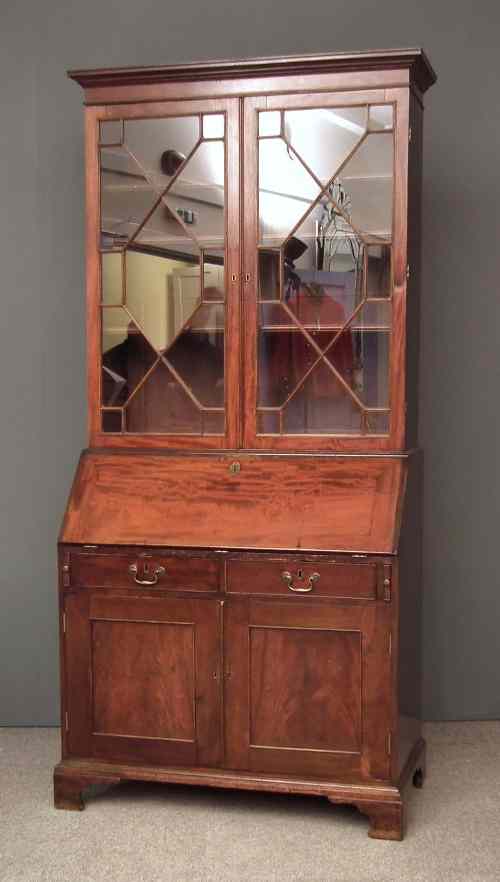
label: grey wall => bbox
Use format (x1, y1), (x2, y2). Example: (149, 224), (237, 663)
(1, 0), (498, 724)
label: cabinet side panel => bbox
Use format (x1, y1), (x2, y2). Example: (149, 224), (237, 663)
(397, 450), (423, 776)
(405, 94), (423, 449)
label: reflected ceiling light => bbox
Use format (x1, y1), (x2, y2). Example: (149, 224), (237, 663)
(319, 109), (365, 136)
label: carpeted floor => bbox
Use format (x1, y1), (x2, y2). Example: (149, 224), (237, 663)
(0, 723), (499, 882)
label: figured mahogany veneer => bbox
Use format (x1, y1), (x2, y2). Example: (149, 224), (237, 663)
(55, 48), (435, 841)
(69, 548), (221, 592)
(227, 557), (379, 599)
(60, 451), (405, 554)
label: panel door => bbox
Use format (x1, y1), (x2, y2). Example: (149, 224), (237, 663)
(90, 96), (240, 448)
(224, 597), (392, 781)
(63, 591), (222, 766)
(242, 90), (407, 451)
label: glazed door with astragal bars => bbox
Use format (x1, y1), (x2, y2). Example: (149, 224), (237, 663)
(242, 91), (405, 451)
(91, 97), (240, 449)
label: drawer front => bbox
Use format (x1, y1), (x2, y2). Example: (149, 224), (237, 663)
(68, 551), (221, 592)
(227, 559), (380, 600)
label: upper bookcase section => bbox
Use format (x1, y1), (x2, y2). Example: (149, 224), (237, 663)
(68, 48), (436, 103)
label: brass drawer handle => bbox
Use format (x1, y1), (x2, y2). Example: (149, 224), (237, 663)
(129, 563), (165, 586)
(281, 570), (320, 593)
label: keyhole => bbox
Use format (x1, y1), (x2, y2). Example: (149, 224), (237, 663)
(297, 569), (304, 579)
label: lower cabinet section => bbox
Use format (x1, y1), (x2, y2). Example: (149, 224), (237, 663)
(57, 547), (424, 840)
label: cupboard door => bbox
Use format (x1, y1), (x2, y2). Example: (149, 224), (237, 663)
(224, 597), (392, 781)
(64, 592), (222, 766)
(91, 97), (240, 448)
(243, 92), (406, 451)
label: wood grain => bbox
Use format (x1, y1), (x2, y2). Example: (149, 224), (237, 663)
(59, 451), (406, 553)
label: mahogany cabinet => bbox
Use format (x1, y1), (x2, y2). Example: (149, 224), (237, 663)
(54, 48), (436, 840)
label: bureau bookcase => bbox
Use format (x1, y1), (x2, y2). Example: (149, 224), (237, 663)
(55, 49), (436, 840)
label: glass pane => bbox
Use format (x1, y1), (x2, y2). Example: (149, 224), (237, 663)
(123, 116), (200, 190)
(258, 329), (317, 408)
(257, 411), (280, 433)
(259, 111), (281, 137)
(368, 105), (393, 131)
(100, 116), (200, 248)
(335, 133), (393, 237)
(166, 304), (224, 408)
(125, 247), (200, 354)
(100, 145), (155, 247)
(202, 411), (225, 434)
(283, 362), (362, 435)
(366, 411), (390, 433)
(284, 107), (366, 183)
(101, 308), (157, 406)
(99, 113), (227, 437)
(259, 138), (320, 247)
(125, 360), (202, 434)
(164, 141), (225, 250)
(366, 244), (392, 298)
(259, 250), (280, 301)
(325, 329), (390, 409)
(203, 250), (225, 301)
(101, 252), (123, 305)
(203, 114), (224, 139)
(102, 409), (123, 433)
(99, 120), (124, 146)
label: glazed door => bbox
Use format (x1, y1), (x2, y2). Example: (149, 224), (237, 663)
(63, 591), (222, 766)
(224, 597), (392, 781)
(90, 97), (240, 448)
(242, 91), (407, 451)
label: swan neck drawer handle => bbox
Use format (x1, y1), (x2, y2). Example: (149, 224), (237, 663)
(129, 563), (165, 586)
(281, 570), (320, 593)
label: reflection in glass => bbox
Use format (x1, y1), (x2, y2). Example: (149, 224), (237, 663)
(258, 250), (280, 301)
(257, 412), (280, 434)
(366, 245), (392, 298)
(101, 308), (157, 407)
(101, 252), (123, 305)
(102, 409), (123, 433)
(284, 107), (366, 183)
(164, 141), (225, 249)
(125, 360), (202, 434)
(259, 111), (281, 137)
(335, 133), (393, 237)
(203, 250), (225, 301)
(99, 120), (124, 146)
(203, 114), (225, 139)
(259, 139), (320, 246)
(283, 362), (362, 435)
(99, 113), (226, 435)
(123, 116), (199, 190)
(368, 105), (393, 131)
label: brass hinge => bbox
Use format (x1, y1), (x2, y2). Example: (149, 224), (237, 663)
(408, 126), (412, 143)
(62, 612), (67, 634)
(387, 731), (392, 756)
(62, 554), (71, 588)
(388, 632), (392, 656)
(65, 711), (69, 732)
(379, 562), (392, 602)
(406, 264), (411, 281)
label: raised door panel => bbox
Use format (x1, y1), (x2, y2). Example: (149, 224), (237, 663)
(63, 592), (222, 767)
(224, 597), (392, 780)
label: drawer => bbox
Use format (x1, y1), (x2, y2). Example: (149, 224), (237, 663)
(227, 559), (382, 600)
(67, 550), (221, 592)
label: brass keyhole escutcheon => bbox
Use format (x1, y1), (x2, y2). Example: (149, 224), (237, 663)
(229, 462), (241, 475)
